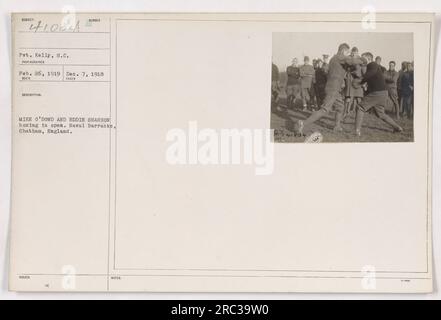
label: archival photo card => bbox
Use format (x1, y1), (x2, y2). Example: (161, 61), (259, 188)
(271, 32), (415, 143)
(9, 13), (434, 293)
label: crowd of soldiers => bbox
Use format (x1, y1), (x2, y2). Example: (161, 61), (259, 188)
(271, 43), (415, 136)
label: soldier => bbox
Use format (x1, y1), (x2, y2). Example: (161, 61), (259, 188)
(271, 62), (280, 109)
(384, 61), (400, 119)
(410, 61), (414, 115)
(285, 58), (302, 108)
(375, 56), (387, 73)
(322, 54), (330, 74)
(354, 52), (403, 136)
(310, 59), (320, 110)
(299, 56), (316, 110)
(295, 43), (365, 135)
(397, 61), (407, 112)
(400, 62), (414, 119)
(343, 47), (365, 117)
(314, 59), (327, 107)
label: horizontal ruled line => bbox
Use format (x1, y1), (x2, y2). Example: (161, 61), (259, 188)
(19, 64), (110, 66)
(17, 273), (432, 280)
(19, 47), (110, 50)
(19, 80), (110, 83)
(18, 31), (110, 34)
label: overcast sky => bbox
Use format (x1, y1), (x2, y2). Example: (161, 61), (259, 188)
(272, 32), (414, 71)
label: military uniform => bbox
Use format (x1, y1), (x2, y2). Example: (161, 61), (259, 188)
(271, 63), (280, 103)
(400, 70), (414, 118)
(299, 64), (315, 107)
(344, 59), (364, 99)
(320, 53), (361, 113)
(285, 65), (302, 107)
(384, 69), (400, 117)
(322, 54), (330, 74)
(314, 66), (327, 107)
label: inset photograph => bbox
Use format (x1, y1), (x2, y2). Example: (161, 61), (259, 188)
(271, 32), (414, 143)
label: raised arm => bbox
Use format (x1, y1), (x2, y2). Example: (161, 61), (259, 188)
(338, 55), (365, 66)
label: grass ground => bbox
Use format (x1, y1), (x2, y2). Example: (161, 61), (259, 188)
(271, 97), (414, 143)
